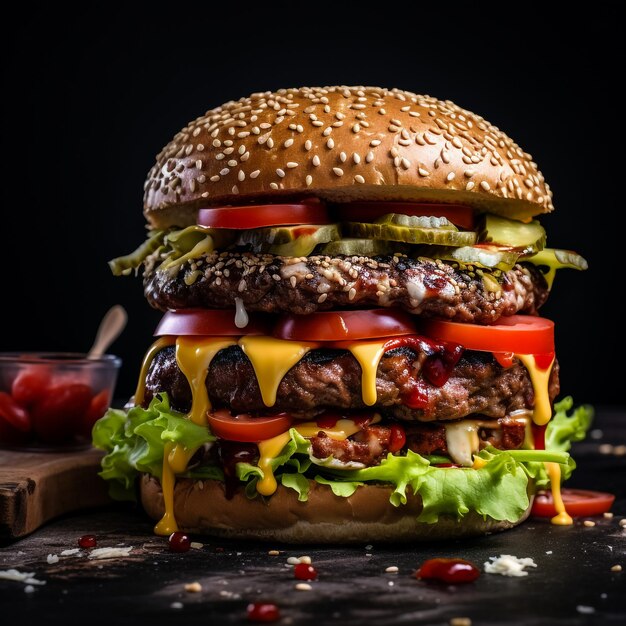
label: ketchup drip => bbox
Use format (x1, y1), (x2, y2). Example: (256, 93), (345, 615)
(218, 440), (259, 499)
(532, 423), (547, 451)
(383, 336), (463, 409)
(415, 558), (480, 584)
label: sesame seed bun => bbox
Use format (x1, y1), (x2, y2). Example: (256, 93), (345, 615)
(144, 86), (553, 229)
(140, 475), (532, 543)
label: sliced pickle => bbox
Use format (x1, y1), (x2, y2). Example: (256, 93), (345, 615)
(478, 214), (546, 254)
(237, 224), (340, 256)
(374, 213), (457, 230)
(423, 245), (521, 271)
(109, 230), (165, 275)
(344, 221), (477, 246)
(318, 238), (405, 257)
(526, 248), (588, 289)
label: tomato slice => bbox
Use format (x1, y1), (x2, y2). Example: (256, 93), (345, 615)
(11, 367), (52, 407)
(208, 410), (293, 442)
(0, 391), (31, 433)
(155, 309), (271, 337)
(335, 202), (475, 230)
(531, 489), (615, 518)
(197, 203), (330, 229)
(274, 309), (417, 342)
(420, 315), (554, 356)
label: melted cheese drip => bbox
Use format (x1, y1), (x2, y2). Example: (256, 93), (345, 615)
(345, 340), (387, 406)
(134, 337), (176, 406)
(175, 337), (236, 425)
(515, 354), (555, 426)
(234, 297), (249, 328)
(239, 336), (317, 407)
(154, 442), (198, 535)
(255, 419), (368, 496)
(445, 421), (480, 467)
(545, 461), (573, 525)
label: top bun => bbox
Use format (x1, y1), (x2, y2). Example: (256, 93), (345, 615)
(144, 86), (553, 229)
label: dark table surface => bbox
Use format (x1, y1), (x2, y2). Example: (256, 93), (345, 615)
(1, 407), (624, 625)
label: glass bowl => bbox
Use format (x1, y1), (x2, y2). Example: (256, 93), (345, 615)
(0, 352), (121, 450)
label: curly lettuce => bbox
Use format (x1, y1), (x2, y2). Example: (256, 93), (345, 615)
(93, 396), (591, 524)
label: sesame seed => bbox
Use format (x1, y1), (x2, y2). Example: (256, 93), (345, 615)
(270, 182), (279, 189)
(353, 153), (361, 164)
(418, 167), (430, 177)
(210, 175), (220, 182)
(238, 170), (245, 181)
(339, 151), (347, 162)
(228, 159), (237, 167)
(583, 520), (596, 527)
(464, 170), (475, 177)
(284, 138), (294, 148)
(212, 139), (221, 148)
(604, 512), (614, 518)
(480, 181), (491, 191)
(298, 556), (312, 564)
(276, 168), (285, 178)
(305, 140), (312, 150)
(348, 288), (356, 300)
(611, 565), (622, 572)
(312, 155), (321, 166)
(366, 151), (374, 163)
(267, 138), (274, 148)
(318, 293), (328, 303)
(287, 162), (299, 168)
(220, 168), (230, 176)
(184, 582), (202, 593)
(466, 181), (475, 190)
(446, 172), (456, 182)
(385, 566), (399, 573)
(355, 175), (365, 184)
(401, 158), (410, 169)
(295, 583), (312, 591)
(352, 123), (361, 133)
(306, 175), (313, 186)
(333, 167), (344, 177)
(323, 127), (332, 136)
(312, 120), (324, 127)
(370, 139), (381, 146)
(250, 170), (260, 179)
(620, 519), (626, 527)
(290, 276), (297, 288)
(326, 138), (335, 149)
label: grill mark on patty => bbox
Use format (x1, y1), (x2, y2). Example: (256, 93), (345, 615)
(144, 252), (548, 323)
(144, 345), (559, 422)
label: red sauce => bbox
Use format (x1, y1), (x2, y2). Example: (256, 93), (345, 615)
(404, 380), (429, 409)
(388, 424), (406, 452)
(534, 353), (554, 370)
(532, 424), (547, 451)
(316, 414), (339, 429)
(218, 440), (259, 499)
(78, 535), (97, 549)
(415, 558), (480, 584)
(168, 531), (191, 553)
(493, 352), (515, 368)
(247, 603), (280, 623)
(433, 463), (462, 468)
(294, 563), (318, 580)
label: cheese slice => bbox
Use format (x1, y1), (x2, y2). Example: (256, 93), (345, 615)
(515, 354), (555, 426)
(239, 336), (317, 407)
(345, 340), (387, 406)
(134, 337), (176, 406)
(175, 336), (236, 426)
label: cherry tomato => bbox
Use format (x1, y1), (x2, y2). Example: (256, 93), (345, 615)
(11, 367), (52, 407)
(0, 392), (31, 445)
(208, 410), (293, 442)
(420, 315), (555, 357)
(531, 489), (615, 518)
(31, 383), (93, 443)
(247, 603), (280, 623)
(198, 202), (329, 229)
(80, 390), (111, 438)
(154, 309), (271, 337)
(274, 309), (417, 342)
(335, 202), (475, 230)
(294, 563), (318, 580)
(388, 424), (406, 453)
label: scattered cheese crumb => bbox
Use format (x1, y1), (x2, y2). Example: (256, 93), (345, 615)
(298, 556), (312, 565)
(295, 583), (312, 591)
(620, 519), (626, 528)
(611, 565), (622, 572)
(88, 546), (133, 560)
(219, 590), (241, 599)
(598, 444), (613, 454)
(170, 602), (183, 609)
(546, 551), (553, 555)
(365, 553), (372, 557)
(268, 550), (280, 556)
(184, 582), (202, 592)
(60, 549), (80, 557)
(190, 542), (204, 550)
(450, 618), (472, 626)
(24, 585), (35, 593)
(46, 554), (59, 565)
(388, 581), (394, 587)
(576, 605), (595, 614)
(0, 570), (45, 585)
(287, 557), (300, 565)
(614, 445), (626, 456)
(603, 512), (614, 519)
(583, 520), (596, 527)
(365, 544), (373, 550)
(484, 555), (537, 577)
(589, 429), (603, 440)
(385, 566), (399, 573)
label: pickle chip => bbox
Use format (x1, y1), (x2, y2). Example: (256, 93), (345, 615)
(344, 221), (477, 247)
(237, 224), (340, 256)
(478, 214), (546, 254)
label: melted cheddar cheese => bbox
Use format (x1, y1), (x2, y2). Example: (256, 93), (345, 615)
(545, 461), (573, 525)
(345, 340), (387, 406)
(515, 353), (555, 426)
(134, 337), (176, 406)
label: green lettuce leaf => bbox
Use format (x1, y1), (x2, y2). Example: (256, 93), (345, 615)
(546, 396), (594, 454)
(92, 394), (215, 500)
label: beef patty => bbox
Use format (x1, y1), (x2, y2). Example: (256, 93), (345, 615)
(144, 345), (559, 422)
(144, 252), (549, 323)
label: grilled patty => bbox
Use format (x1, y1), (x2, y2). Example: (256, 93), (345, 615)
(144, 345), (559, 422)
(144, 252), (548, 323)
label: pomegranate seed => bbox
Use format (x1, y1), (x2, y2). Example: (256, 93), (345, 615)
(168, 531), (191, 552)
(414, 558), (480, 584)
(78, 535), (97, 549)
(247, 602), (280, 622)
(294, 563), (318, 581)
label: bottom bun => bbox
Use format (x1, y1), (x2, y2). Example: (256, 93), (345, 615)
(141, 476), (532, 543)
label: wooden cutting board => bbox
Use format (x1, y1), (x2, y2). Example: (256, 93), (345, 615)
(0, 447), (111, 539)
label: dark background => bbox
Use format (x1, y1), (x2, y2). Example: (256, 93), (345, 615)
(4, 4), (624, 405)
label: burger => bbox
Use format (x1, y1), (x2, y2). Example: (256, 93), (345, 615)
(94, 86), (592, 542)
